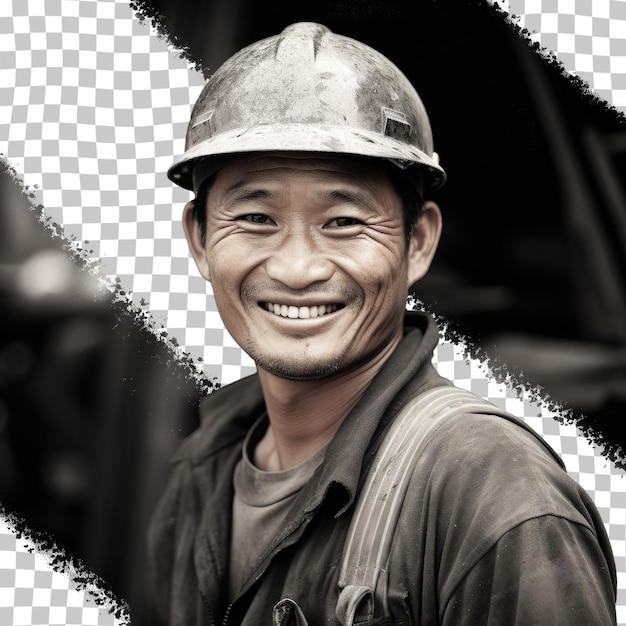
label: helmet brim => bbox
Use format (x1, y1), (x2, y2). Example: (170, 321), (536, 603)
(168, 123), (446, 194)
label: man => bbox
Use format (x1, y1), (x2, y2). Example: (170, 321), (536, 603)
(148, 22), (617, 625)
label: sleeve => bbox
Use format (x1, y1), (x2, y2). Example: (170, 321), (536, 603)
(442, 514), (617, 625)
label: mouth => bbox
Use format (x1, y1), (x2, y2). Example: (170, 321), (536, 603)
(261, 302), (344, 319)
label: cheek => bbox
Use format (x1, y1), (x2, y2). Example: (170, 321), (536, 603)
(344, 246), (409, 298)
(206, 243), (268, 318)
(204, 247), (241, 305)
(207, 236), (257, 278)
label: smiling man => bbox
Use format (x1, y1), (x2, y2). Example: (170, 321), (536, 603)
(148, 23), (616, 626)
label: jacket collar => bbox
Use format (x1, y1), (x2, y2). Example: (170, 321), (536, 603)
(177, 311), (442, 508)
(233, 311), (444, 602)
(189, 311), (443, 608)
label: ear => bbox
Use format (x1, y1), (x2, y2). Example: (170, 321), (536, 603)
(406, 200), (442, 286)
(182, 200), (211, 282)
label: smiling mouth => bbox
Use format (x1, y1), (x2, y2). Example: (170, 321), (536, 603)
(261, 302), (343, 319)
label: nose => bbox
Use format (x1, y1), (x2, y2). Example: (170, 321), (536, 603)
(264, 231), (335, 289)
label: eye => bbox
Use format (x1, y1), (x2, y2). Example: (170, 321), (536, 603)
(327, 217), (364, 228)
(239, 213), (274, 225)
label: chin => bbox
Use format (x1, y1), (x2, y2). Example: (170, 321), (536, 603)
(253, 355), (347, 381)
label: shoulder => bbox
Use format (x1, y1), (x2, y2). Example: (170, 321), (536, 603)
(172, 373), (265, 464)
(418, 410), (592, 528)
(396, 405), (612, 608)
(398, 405), (608, 587)
(146, 376), (265, 615)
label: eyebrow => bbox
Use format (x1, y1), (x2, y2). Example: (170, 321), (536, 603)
(222, 185), (272, 204)
(325, 189), (380, 215)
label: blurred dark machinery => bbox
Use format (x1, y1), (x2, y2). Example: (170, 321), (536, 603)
(1, 1), (626, 625)
(0, 162), (202, 622)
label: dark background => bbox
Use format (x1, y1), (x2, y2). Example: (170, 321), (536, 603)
(1, 0), (625, 623)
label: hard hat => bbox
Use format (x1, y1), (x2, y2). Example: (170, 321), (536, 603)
(168, 22), (446, 194)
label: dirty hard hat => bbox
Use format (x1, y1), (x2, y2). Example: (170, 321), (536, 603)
(168, 22), (446, 194)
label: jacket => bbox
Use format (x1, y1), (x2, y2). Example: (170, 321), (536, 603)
(147, 312), (617, 625)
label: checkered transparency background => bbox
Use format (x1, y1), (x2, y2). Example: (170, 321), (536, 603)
(0, 0), (625, 623)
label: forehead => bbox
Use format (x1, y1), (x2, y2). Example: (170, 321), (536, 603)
(211, 153), (393, 188)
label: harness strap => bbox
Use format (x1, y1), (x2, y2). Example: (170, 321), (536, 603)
(336, 386), (519, 626)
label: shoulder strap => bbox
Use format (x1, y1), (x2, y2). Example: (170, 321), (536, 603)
(335, 386), (526, 626)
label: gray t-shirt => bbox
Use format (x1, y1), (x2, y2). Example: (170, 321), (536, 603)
(229, 417), (327, 599)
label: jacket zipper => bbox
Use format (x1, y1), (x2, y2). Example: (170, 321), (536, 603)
(215, 510), (319, 625)
(201, 594), (219, 626)
(221, 602), (233, 625)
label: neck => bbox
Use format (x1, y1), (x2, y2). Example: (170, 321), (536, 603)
(254, 336), (401, 471)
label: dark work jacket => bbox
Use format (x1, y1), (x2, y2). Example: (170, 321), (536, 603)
(147, 312), (617, 625)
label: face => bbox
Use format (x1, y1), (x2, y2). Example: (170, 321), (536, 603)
(184, 154), (440, 381)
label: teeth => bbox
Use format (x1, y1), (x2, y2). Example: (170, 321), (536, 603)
(264, 303), (339, 319)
